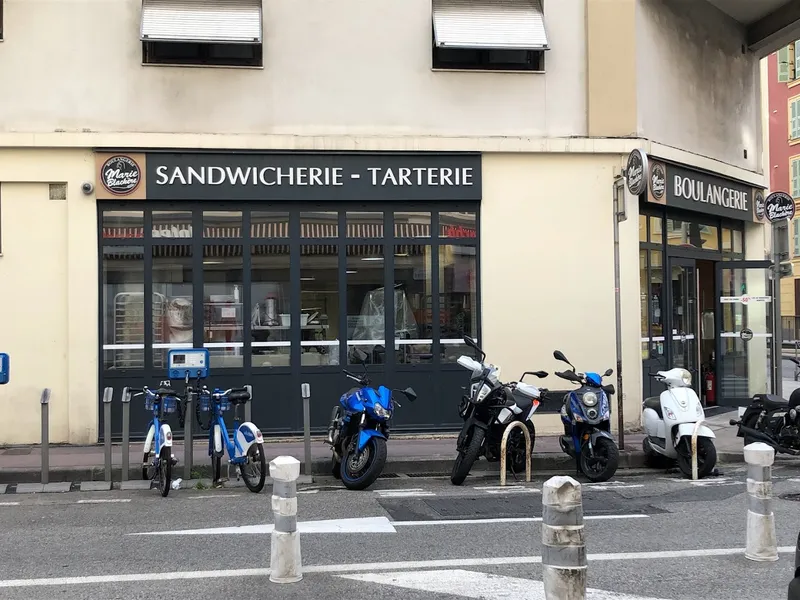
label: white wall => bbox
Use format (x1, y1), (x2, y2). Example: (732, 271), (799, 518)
(636, 0), (762, 172)
(0, 0), (586, 138)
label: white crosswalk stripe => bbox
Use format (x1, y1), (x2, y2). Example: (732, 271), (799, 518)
(374, 488), (436, 498)
(472, 485), (540, 494)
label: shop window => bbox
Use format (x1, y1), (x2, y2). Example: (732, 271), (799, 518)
(152, 246), (193, 368)
(439, 244), (477, 362)
(394, 244), (434, 364)
(649, 250), (664, 359)
(667, 220), (718, 250)
(440, 211), (476, 238)
(102, 246), (145, 370)
(640, 250), (648, 359)
(142, 41), (263, 68)
(791, 98), (800, 140)
(251, 245), (291, 368)
(433, 47), (544, 72)
(103, 210), (144, 240)
(203, 211), (242, 238)
(793, 159), (800, 198)
(347, 211), (384, 239)
(649, 216), (663, 245)
(639, 215), (647, 243)
(346, 246), (386, 365)
(252, 211), (289, 239)
(300, 245), (339, 366)
(301, 211), (338, 238)
(153, 211), (192, 239)
(203, 247), (243, 368)
(394, 211), (431, 238)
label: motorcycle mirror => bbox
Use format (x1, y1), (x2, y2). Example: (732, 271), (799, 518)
(522, 371), (548, 380)
(553, 350), (573, 370)
(402, 387), (418, 402)
(602, 384), (616, 395)
(463, 335), (478, 350)
(604, 368), (613, 377)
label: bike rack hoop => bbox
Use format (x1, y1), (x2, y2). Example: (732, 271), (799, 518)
(500, 421), (532, 486)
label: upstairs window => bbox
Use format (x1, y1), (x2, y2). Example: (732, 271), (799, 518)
(792, 157), (800, 198)
(141, 0), (263, 68)
(791, 97), (800, 140)
(431, 0), (549, 72)
(778, 42), (800, 83)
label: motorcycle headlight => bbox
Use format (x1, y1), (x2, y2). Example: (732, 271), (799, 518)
(582, 392), (598, 407)
(586, 408), (598, 420)
(475, 383), (491, 404)
(679, 369), (692, 386)
(373, 403), (391, 418)
(696, 403), (703, 417)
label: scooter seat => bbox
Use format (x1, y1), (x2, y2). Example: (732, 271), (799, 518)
(643, 397), (662, 418)
(754, 393), (789, 410)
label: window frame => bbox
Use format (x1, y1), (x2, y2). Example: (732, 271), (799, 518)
(792, 156), (800, 199)
(790, 96), (800, 140)
(142, 41), (264, 69)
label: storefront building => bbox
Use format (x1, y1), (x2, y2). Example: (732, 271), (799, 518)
(636, 153), (772, 406)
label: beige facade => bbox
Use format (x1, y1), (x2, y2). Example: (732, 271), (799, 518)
(0, 0), (783, 444)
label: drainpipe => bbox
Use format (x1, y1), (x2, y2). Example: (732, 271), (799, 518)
(613, 172), (627, 450)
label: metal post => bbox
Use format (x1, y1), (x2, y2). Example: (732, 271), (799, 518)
(542, 475), (586, 600)
(245, 384), (252, 423)
(499, 421), (531, 486)
(184, 387), (193, 481)
(103, 387), (114, 482)
(269, 455), (302, 583)
(301, 383), (311, 476)
(612, 175), (626, 450)
(121, 387), (131, 482)
(772, 219), (788, 398)
(40, 388), (51, 485)
(744, 442), (778, 562)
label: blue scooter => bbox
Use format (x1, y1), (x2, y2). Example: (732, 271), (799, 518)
(552, 350), (619, 482)
(325, 348), (418, 490)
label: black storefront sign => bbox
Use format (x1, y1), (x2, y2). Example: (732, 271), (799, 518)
(142, 152), (482, 201)
(763, 191), (796, 222)
(660, 162), (757, 222)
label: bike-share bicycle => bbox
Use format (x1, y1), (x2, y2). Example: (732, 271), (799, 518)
(130, 382), (179, 497)
(195, 384), (267, 493)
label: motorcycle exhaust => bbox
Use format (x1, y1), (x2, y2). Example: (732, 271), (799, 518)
(736, 425), (800, 456)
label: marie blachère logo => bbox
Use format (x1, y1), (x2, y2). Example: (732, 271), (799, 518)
(101, 155), (141, 195)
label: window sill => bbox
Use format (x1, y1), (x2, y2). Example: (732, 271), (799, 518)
(790, 79), (800, 88)
(431, 67), (544, 74)
(141, 62), (264, 70)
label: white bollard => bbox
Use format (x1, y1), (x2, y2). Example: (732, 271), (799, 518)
(744, 442), (778, 562)
(269, 455), (303, 583)
(542, 475), (586, 600)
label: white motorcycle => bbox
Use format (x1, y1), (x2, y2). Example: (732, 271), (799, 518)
(642, 368), (717, 478)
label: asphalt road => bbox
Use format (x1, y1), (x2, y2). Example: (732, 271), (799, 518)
(2, 466), (800, 600)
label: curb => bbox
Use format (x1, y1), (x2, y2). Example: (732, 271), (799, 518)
(0, 449), (750, 486)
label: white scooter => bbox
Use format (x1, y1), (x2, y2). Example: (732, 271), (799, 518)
(642, 368), (717, 478)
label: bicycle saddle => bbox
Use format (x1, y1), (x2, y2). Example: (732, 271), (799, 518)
(228, 388), (251, 404)
(154, 387), (174, 397)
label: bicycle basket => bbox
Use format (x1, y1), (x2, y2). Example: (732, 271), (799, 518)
(144, 394), (155, 412)
(198, 393), (211, 412)
(219, 396), (231, 412)
(162, 396), (178, 414)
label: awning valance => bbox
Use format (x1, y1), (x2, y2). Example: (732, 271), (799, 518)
(432, 0), (549, 50)
(141, 0), (263, 44)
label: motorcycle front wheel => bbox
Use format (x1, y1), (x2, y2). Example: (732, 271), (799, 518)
(340, 437), (387, 491)
(676, 437), (717, 479)
(450, 426), (485, 486)
(506, 422), (536, 473)
(579, 438), (619, 483)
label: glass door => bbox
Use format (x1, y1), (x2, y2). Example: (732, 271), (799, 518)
(715, 261), (774, 406)
(668, 258), (700, 396)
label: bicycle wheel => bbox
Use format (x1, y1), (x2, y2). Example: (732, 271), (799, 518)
(211, 454), (222, 485)
(158, 446), (172, 497)
(241, 443), (266, 493)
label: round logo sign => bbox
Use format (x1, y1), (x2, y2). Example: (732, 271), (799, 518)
(763, 191), (795, 223)
(754, 191), (765, 221)
(740, 328), (754, 342)
(650, 162), (666, 200)
(626, 150), (648, 197)
(100, 156), (141, 195)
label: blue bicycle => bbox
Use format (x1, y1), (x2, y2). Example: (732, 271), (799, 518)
(196, 386), (266, 492)
(131, 381), (179, 497)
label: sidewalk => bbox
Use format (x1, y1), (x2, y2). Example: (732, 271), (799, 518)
(0, 407), (767, 485)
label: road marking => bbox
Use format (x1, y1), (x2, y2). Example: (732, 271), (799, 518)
(130, 516), (397, 536)
(374, 488), (436, 497)
(76, 499), (132, 505)
(392, 514), (649, 527)
(0, 502), (20, 506)
(473, 485), (541, 494)
(1, 546), (796, 588)
(339, 568), (672, 600)
(582, 482), (645, 491)
(187, 494), (240, 500)
(297, 490), (319, 494)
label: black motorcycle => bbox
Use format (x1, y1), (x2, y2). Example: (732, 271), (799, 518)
(450, 335), (548, 486)
(730, 389), (800, 456)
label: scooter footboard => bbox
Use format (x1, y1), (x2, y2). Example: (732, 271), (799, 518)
(235, 422), (264, 457)
(158, 423), (173, 451)
(676, 422), (715, 440)
(143, 424), (155, 455)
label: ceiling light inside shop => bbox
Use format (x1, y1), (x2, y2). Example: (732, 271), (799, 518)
(395, 253), (409, 257)
(346, 270), (358, 274)
(362, 257), (384, 261)
(300, 277), (315, 281)
(203, 261), (224, 265)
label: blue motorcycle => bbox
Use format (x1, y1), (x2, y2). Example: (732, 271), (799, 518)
(325, 348), (418, 490)
(552, 350), (619, 482)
